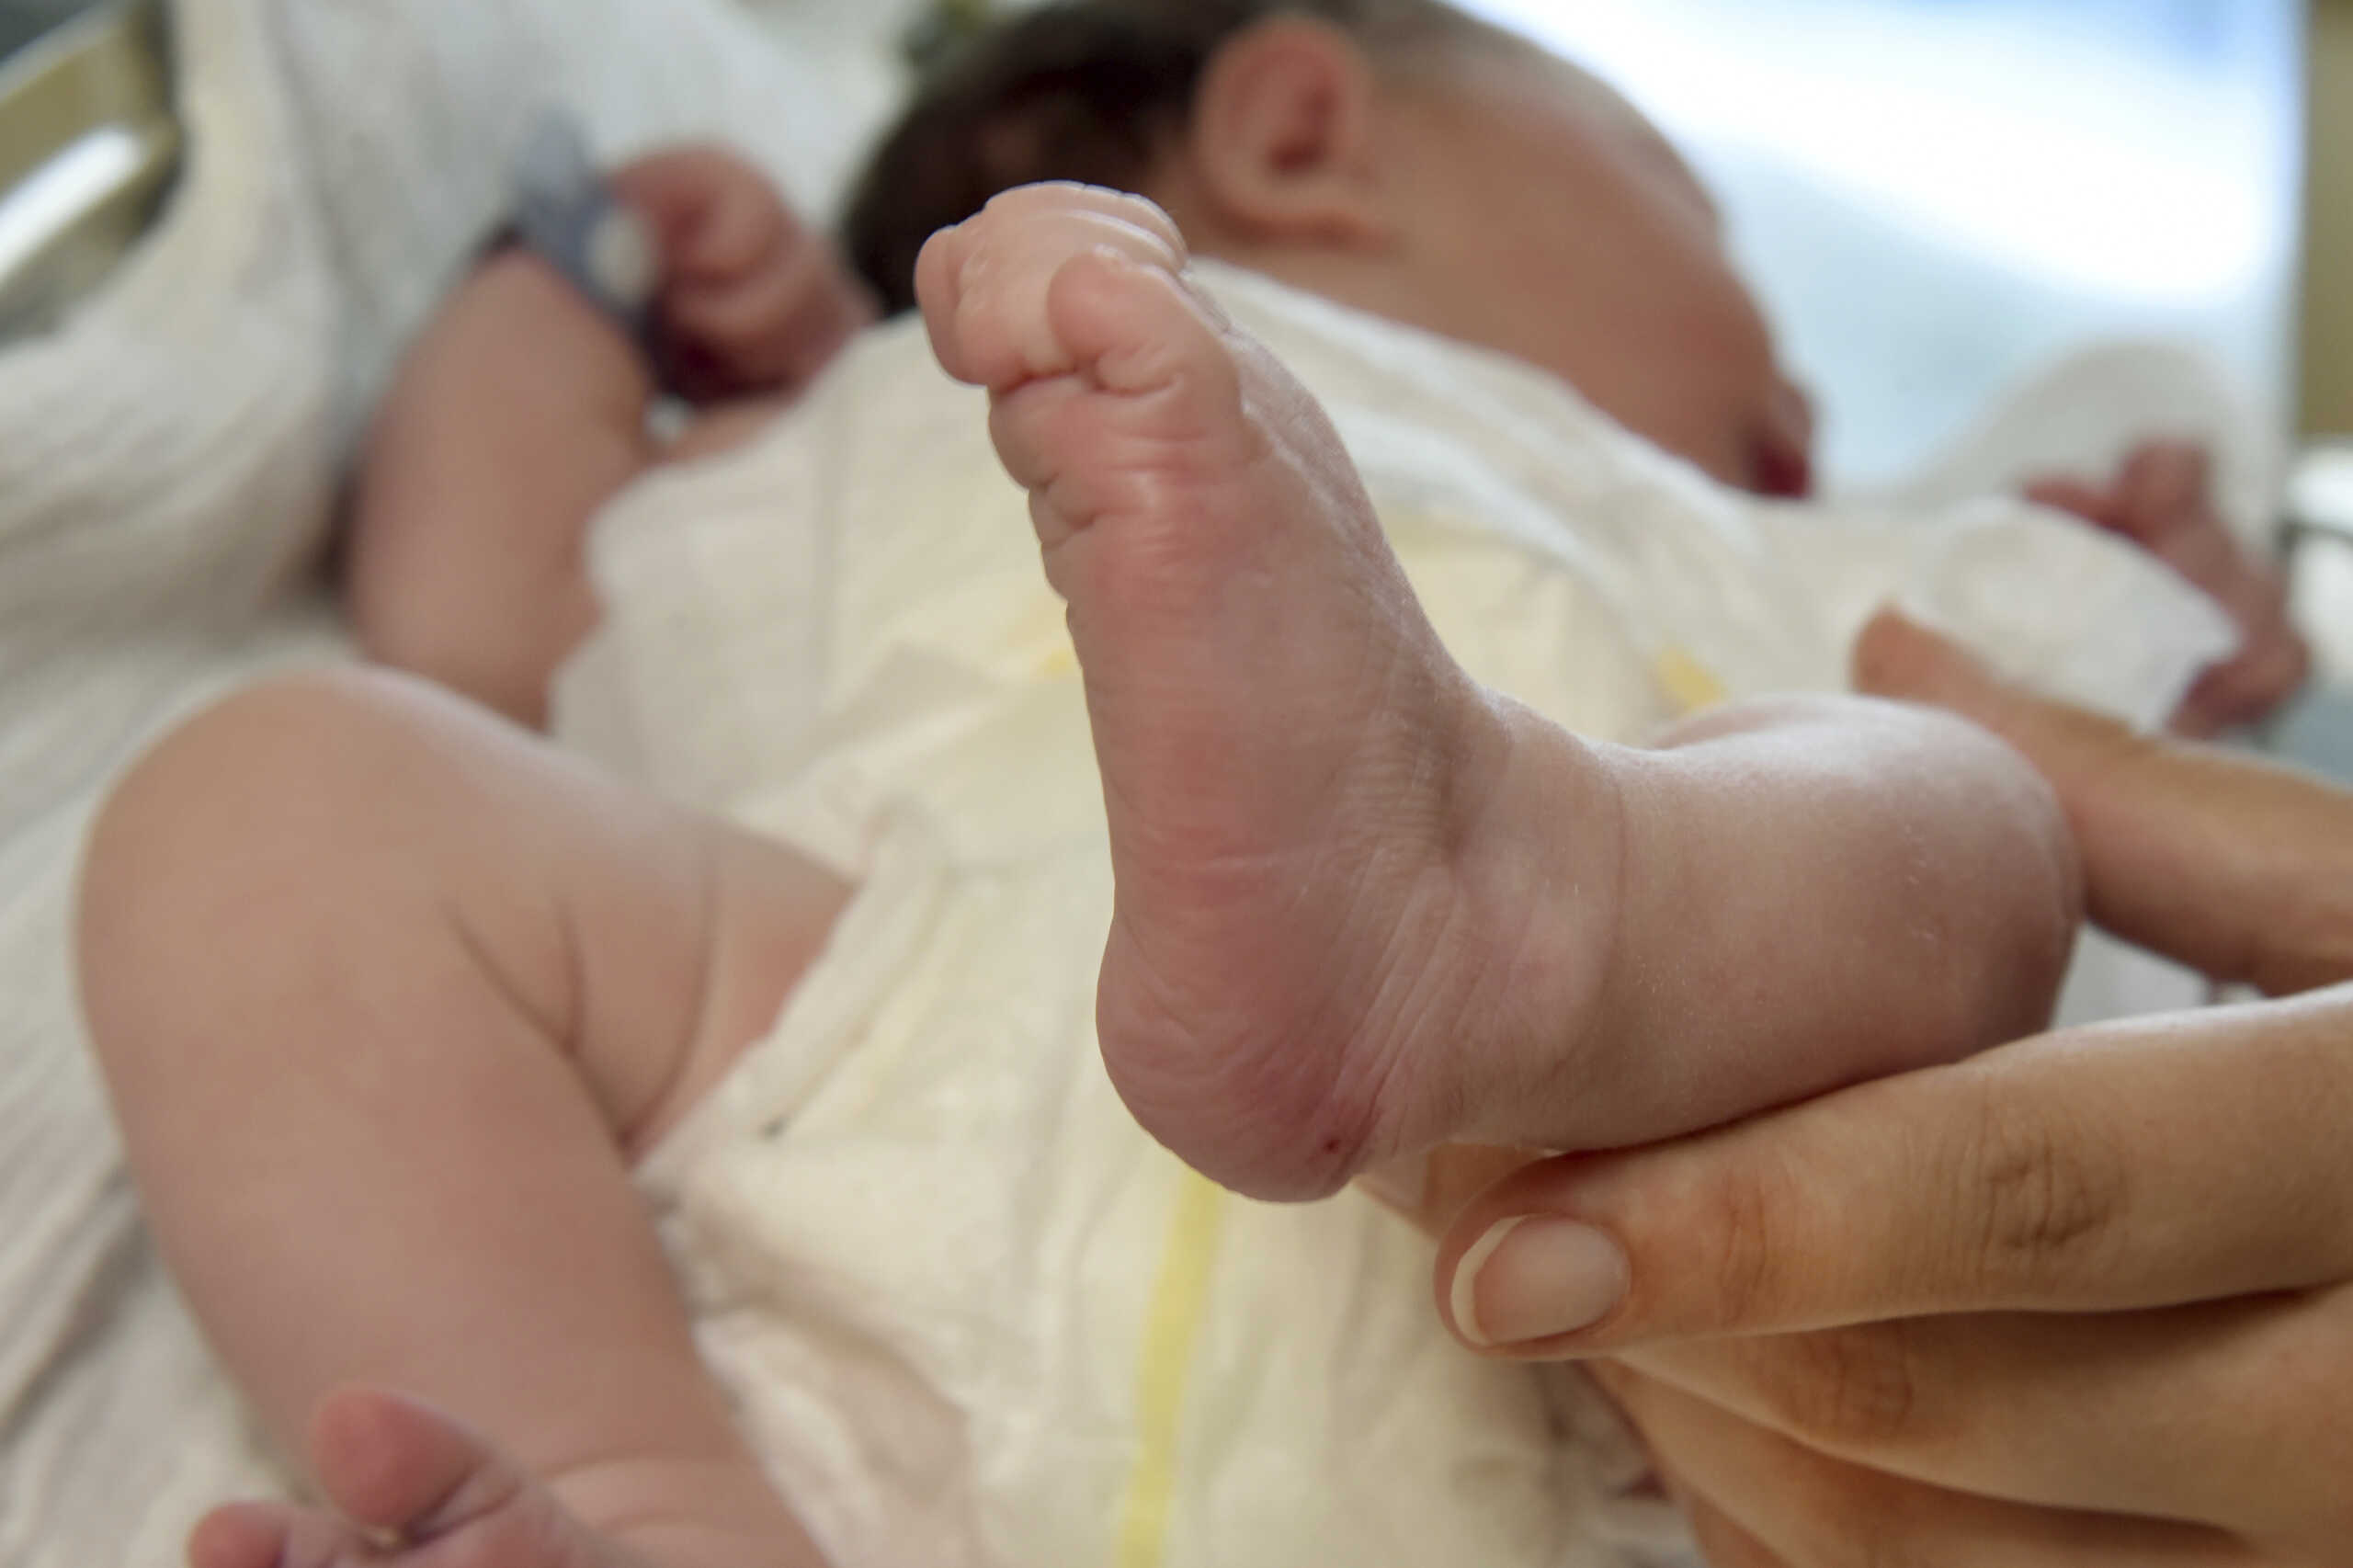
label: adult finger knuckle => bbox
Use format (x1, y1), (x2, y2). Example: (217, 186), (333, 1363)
(1689, 1151), (1795, 1331)
(1781, 1473), (1938, 1568)
(2049, 712), (2160, 809)
(2284, 1288), (2353, 1551)
(1949, 1079), (2125, 1296)
(1847, 1528), (1941, 1568)
(2290, 892), (2353, 992)
(1761, 1325), (1930, 1453)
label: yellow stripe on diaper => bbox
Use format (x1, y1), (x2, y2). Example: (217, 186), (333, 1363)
(1654, 645), (1729, 715)
(1115, 1167), (1228, 1568)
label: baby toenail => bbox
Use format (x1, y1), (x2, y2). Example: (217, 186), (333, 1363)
(1451, 1216), (1630, 1348)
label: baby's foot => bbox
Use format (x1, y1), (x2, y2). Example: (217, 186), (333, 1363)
(188, 1391), (647, 1568)
(917, 186), (1621, 1199)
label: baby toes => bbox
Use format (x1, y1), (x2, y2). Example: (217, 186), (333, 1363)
(917, 183), (1189, 392)
(188, 1501), (366, 1568)
(303, 1388), (639, 1568)
(308, 1387), (520, 1545)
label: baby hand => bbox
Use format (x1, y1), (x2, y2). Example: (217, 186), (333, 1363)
(2025, 439), (2311, 735)
(610, 145), (876, 403)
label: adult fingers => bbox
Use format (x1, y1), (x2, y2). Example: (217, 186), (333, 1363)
(1620, 1289), (2353, 1548)
(1437, 986), (2353, 1350)
(1679, 1490), (1795, 1568)
(1853, 610), (2353, 994)
(1592, 1364), (2264, 1568)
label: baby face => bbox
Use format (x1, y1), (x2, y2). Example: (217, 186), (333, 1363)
(1379, 51), (1813, 496)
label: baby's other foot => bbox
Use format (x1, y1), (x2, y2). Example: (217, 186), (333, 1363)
(2028, 440), (2310, 734)
(188, 1391), (646, 1568)
(916, 186), (1619, 1200)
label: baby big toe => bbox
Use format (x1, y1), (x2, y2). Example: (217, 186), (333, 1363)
(307, 1389), (525, 1546)
(190, 1500), (402, 1568)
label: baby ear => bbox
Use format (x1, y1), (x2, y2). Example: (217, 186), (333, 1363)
(1184, 18), (1390, 245)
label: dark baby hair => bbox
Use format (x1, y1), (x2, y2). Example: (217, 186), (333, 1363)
(841, 0), (1518, 315)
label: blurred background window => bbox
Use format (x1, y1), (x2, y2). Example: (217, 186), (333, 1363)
(1465, 0), (2307, 490)
(0, 0), (176, 342)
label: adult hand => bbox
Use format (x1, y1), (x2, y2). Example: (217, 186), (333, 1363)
(1432, 612), (2353, 1564)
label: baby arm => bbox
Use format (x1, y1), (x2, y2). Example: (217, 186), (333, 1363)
(349, 146), (872, 727)
(348, 247), (652, 727)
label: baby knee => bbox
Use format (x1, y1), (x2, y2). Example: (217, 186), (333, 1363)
(78, 667), (430, 1002)
(90, 665), (415, 858)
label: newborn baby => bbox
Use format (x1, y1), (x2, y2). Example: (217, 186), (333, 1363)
(78, 6), (2286, 1568)
(839, 0), (2302, 736)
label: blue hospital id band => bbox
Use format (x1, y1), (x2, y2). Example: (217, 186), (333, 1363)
(493, 110), (660, 348)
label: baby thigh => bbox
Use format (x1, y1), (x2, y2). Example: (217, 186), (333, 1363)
(78, 665), (847, 1499)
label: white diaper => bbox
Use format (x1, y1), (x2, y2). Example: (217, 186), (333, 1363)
(559, 265), (2230, 1568)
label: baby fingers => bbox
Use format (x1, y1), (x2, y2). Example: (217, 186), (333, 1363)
(663, 237), (871, 396)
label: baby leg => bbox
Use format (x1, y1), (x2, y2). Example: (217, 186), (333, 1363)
(79, 669), (848, 1568)
(918, 184), (2081, 1202)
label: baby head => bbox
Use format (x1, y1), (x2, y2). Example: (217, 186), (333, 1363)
(847, 0), (1814, 495)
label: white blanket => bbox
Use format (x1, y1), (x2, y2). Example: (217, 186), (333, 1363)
(558, 263), (2231, 1568)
